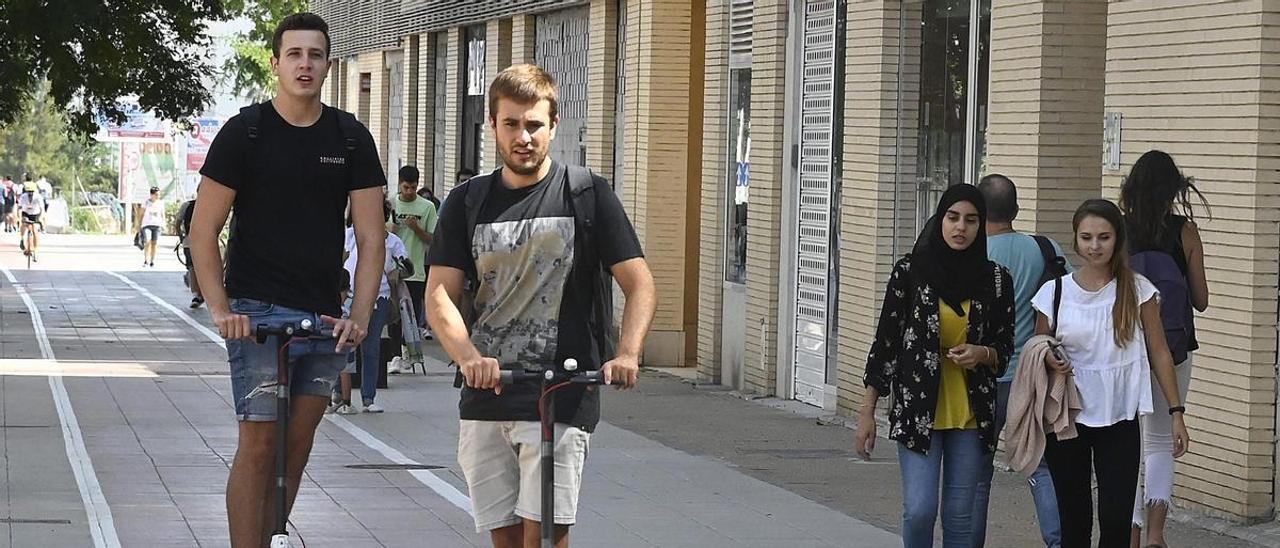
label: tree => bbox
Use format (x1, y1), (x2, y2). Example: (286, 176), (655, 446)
(0, 1), (228, 138)
(0, 83), (117, 196)
(222, 0), (310, 102)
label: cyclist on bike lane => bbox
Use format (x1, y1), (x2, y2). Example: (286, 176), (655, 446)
(186, 13), (387, 548)
(426, 64), (657, 548)
(17, 181), (45, 259)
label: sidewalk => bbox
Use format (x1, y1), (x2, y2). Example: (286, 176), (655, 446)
(1, 233), (899, 547)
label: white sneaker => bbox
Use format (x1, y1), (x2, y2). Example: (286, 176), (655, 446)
(387, 356), (405, 375)
(325, 401), (341, 414)
(334, 404), (357, 415)
(363, 402), (385, 413)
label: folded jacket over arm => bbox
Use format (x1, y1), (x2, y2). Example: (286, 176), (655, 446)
(1004, 334), (1083, 478)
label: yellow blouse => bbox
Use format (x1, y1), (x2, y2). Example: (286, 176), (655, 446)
(934, 300), (977, 430)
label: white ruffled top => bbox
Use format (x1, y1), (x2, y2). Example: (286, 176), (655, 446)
(1031, 273), (1159, 427)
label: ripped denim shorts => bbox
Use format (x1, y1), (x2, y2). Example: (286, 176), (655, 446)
(226, 298), (345, 422)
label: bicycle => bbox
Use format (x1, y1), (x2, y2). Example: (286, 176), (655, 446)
(494, 359), (621, 548)
(18, 217), (41, 269)
(251, 318), (335, 548)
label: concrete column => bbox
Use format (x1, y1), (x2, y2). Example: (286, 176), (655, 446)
(485, 19), (513, 170)
(443, 28), (462, 195)
(985, 0), (1107, 246)
(836, 0), (921, 415)
(512, 15), (537, 65)
(624, 0), (703, 366)
(1102, 0), (1280, 522)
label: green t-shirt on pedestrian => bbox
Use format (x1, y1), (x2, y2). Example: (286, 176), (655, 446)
(391, 195), (437, 283)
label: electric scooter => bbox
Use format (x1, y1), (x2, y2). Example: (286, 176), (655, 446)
(498, 359), (619, 548)
(252, 318), (335, 548)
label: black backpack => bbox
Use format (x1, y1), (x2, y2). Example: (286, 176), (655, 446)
(238, 102), (364, 153)
(450, 165), (616, 387)
(1032, 235), (1069, 292)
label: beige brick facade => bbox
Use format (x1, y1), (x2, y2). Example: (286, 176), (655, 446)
(512, 15), (536, 66)
(696, 0), (729, 382)
(623, 0), (702, 366)
(405, 35), (421, 167)
(985, 0), (1107, 247)
(740, 0), (786, 394)
(485, 20), (513, 171)
(353, 52), (386, 173)
(1103, 0), (1280, 521)
(586, 0), (620, 178)
(414, 33), (437, 183)
(442, 28), (462, 196)
(836, 0), (920, 416)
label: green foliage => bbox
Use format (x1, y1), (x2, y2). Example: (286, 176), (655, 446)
(0, 1), (229, 137)
(70, 206), (104, 233)
(222, 0), (310, 102)
(0, 83), (117, 196)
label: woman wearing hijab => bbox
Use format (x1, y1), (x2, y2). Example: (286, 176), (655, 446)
(855, 185), (1015, 548)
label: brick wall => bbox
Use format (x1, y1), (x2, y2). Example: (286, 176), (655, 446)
(1105, 0), (1280, 521)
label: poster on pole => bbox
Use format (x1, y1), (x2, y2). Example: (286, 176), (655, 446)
(181, 117), (224, 199)
(119, 142), (178, 203)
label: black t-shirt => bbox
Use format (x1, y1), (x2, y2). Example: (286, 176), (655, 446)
(200, 102), (385, 316)
(427, 162), (643, 431)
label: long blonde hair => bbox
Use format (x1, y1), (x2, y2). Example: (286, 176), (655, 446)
(1073, 199), (1139, 347)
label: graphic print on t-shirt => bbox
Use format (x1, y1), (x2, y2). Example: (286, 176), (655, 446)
(470, 216), (575, 367)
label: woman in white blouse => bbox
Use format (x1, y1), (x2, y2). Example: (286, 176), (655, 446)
(1031, 199), (1189, 548)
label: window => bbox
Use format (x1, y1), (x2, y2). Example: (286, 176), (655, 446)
(911, 0), (991, 228)
(725, 0), (753, 284)
(726, 69), (752, 284)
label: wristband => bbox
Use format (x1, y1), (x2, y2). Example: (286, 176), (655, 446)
(1168, 405), (1186, 415)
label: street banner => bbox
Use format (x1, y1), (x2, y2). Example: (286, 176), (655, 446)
(119, 141), (178, 203)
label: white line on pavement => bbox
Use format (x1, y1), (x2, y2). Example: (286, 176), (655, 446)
(1, 266), (121, 548)
(104, 271), (223, 343)
(325, 415), (473, 515)
(105, 271), (475, 516)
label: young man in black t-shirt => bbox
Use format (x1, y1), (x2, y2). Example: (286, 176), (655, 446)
(188, 13), (387, 548)
(426, 64), (656, 548)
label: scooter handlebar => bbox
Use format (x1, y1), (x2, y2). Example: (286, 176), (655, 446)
(252, 319), (336, 344)
(499, 369), (547, 385)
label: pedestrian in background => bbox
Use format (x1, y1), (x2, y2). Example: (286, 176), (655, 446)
(1031, 199), (1190, 548)
(856, 184), (1015, 548)
(139, 187), (165, 267)
(1120, 151), (1210, 548)
(971, 174), (1069, 548)
(342, 202), (407, 413)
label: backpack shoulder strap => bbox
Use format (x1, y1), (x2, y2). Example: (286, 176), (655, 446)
(461, 169), (501, 269)
(1032, 234), (1057, 262)
(566, 165), (597, 230)
(1052, 276), (1063, 337)
(239, 104), (262, 140)
(332, 108), (361, 153)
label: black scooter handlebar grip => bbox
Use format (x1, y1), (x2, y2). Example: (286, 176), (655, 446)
(500, 370), (544, 385)
(572, 370), (626, 385)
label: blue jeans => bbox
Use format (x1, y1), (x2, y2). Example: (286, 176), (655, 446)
(359, 296), (392, 405)
(226, 298), (345, 421)
(898, 429), (985, 548)
(972, 381), (1061, 547)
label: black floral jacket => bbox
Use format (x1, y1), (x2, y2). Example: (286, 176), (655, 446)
(863, 254), (1015, 455)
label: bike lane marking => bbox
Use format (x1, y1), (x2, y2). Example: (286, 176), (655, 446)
(2, 265), (121, 548)
(105, 270), (475, 517)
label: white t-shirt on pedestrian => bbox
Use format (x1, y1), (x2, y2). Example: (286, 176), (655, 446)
(141, 198), (165, 228)
(1031, 272), (1160, 428)
(343, 227), (408, 300)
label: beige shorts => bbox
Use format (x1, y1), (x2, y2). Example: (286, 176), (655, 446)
(457, 420), (590, 533)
